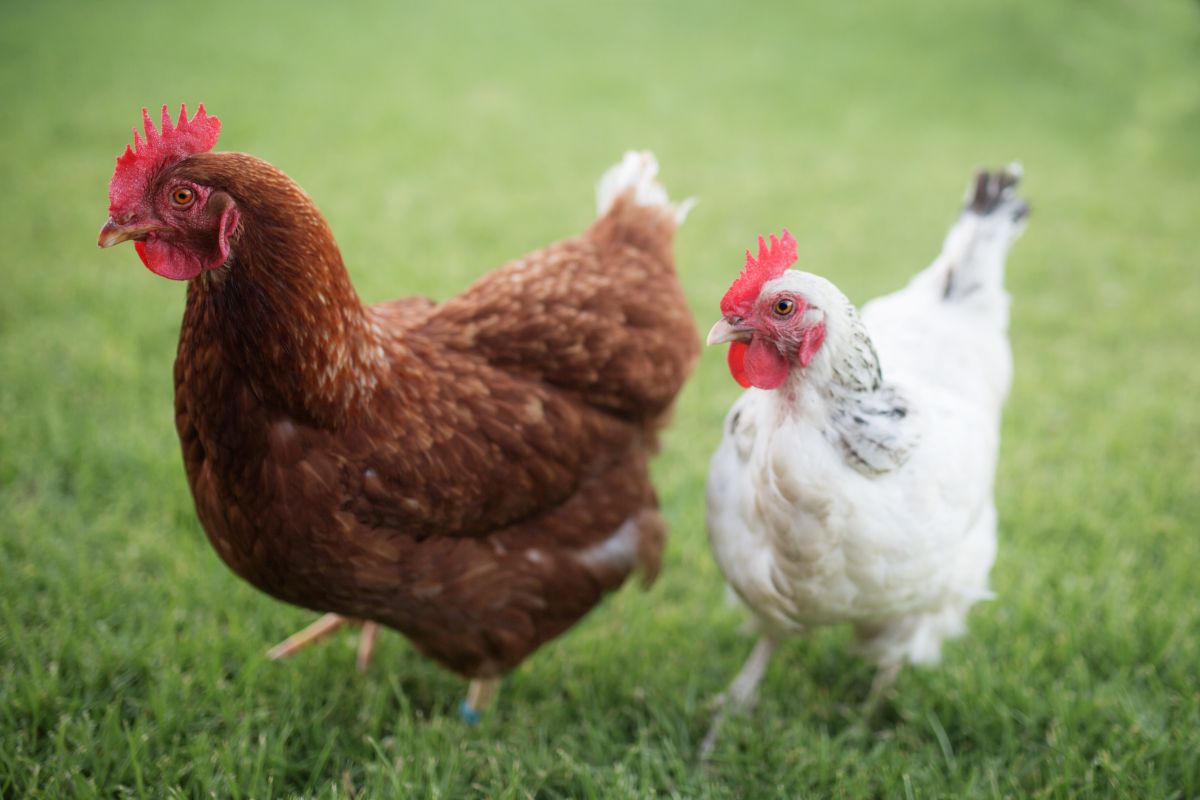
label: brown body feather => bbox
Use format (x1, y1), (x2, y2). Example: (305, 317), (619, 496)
(170, 153), (698, 677)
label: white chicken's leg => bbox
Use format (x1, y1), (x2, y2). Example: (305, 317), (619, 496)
(700, 636), (779, 759)
(266, 614), (380, 672)
(459, 677), (501, 725)
(864, 660), (902, 714)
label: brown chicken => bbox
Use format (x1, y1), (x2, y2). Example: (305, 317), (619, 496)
(97, 105), (699, 719)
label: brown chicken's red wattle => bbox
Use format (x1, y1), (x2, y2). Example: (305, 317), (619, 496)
(134, 204), (239, 280)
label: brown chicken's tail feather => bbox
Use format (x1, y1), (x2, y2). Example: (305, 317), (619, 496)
(590, 151), (694, 270)
(573, 506), (665, 591)
(633, 508), (666, 589)
(595, 151), (695, 227)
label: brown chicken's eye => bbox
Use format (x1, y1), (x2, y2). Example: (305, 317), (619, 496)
(772, 297), (796, 317)
(171, 187), (195, 208)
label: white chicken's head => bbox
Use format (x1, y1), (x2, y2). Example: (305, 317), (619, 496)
(708, 231), (842, 390)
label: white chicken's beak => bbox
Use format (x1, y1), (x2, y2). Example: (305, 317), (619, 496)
(706, 318), (753, 346)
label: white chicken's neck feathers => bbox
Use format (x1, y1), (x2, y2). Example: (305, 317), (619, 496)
(825, 297), (883, 394)
(768, 271), (916, 476)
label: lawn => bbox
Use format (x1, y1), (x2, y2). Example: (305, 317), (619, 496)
(2, 0), (1198, 796)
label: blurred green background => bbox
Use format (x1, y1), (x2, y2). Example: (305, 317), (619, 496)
(2, 0), (1198, 796)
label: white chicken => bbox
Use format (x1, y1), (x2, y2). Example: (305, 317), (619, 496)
(701, 167), (1029, 756)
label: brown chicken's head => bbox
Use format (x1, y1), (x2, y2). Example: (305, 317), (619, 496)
(707, 230), (828, 390)
(98, 104), (239, 281)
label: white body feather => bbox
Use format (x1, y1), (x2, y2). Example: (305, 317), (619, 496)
(707, 174), (1026, 668)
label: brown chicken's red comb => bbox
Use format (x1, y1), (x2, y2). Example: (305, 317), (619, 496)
(720, 230), (799, 316)
(108, 104), (221, 212)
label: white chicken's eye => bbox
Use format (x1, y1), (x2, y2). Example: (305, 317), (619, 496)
(170, 187), (195, 208)
(773, 298), (795, 317)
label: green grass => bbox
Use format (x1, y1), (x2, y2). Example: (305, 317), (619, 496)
(2, 0), (1198, 796)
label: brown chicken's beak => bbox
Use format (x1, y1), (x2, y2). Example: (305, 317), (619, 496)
(97, 217), (167, 248)
(706, 318), (753, 346)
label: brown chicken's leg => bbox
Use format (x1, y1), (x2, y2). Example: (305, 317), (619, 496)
(355, 620), (380, 673)
(459, 677), (501, 725)
(266, 613), (380, 673)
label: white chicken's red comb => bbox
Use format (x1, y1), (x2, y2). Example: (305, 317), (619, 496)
(720, 230), (798, 317)
(108, 104), (221, 212)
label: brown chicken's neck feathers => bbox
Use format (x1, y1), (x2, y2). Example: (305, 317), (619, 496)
(179, 152), (386, 428)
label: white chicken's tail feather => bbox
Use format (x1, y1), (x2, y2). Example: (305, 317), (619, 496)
(913, 164), (1029, 304)
(595, 151), (696, 225)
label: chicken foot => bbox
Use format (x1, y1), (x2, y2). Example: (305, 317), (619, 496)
(269, 617), (501, 726)
(266, 613), (380, 674)
(863, 660), (902, 716)
(699, 635), (778, 760)
(459, 677), (501, 725)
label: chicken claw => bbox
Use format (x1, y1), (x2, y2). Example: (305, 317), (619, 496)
(700, 636), (778, 760)
(862, 660), (902, 716)
(459, 677), (501, 725)
(355, 620), (379, 673)
(266, 613), (380, 672)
